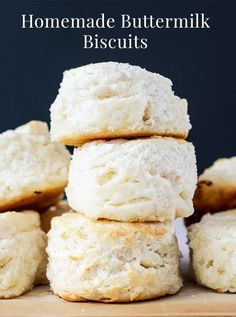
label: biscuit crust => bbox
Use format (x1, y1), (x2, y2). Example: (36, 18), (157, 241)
(40, 200), (69, 232)
(194, 180), (236, 214)
(57, 130), (188, 146)
(187, 157), (236, 225)
(0, 186), (64, 213)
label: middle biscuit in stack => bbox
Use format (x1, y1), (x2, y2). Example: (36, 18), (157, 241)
(66, 137), (196, 222)
(48, 62), (197, 302)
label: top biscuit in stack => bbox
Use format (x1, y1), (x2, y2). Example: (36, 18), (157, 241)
(50, 62), (191, 145)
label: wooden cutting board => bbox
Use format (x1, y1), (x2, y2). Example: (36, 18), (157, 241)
(1, 282), (236, 317)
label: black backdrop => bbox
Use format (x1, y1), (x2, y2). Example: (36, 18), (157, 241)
(0, 0), (235, 173)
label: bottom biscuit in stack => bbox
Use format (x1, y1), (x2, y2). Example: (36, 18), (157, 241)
(188, 209), (236, 293)
(47, 213), (182, 302)
(0, 211), (47, 298)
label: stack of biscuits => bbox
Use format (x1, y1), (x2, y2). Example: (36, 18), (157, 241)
(0, 121), (70, 298)
(47, 62), (197, 302)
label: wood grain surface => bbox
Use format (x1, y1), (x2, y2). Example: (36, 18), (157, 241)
(1, 282), (236, 317)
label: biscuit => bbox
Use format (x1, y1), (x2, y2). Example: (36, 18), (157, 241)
(47, 213), (182, 302)
(40, 200), (70, 233)
(0, 211), (47, 298)
(192, 157), (236, 221)
(50, 62), (191, 145)
(188, 209), (236, 292)
(34, 245), (48, 286)
(33, 200), (70, 286)
(66, 137), (197, 222)
(35, 201), (70, 285)
(0, 121), (70, 212)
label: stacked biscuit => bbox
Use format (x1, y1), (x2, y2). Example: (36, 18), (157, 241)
(0, 121), (70, 298)
(47, 62), (197, 302)
(187, 157), (236, 292)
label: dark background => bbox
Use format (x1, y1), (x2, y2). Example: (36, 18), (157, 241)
(0, 0), (235, 173)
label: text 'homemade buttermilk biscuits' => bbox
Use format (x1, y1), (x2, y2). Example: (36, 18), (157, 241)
(50, 62), (191, 145)
(0, 121), (70, 212)
(188, 210), (236, 293)
(0, 211), (47, 298)
(47, 213), (182, 302)
(193, 157), (236, 215)
(66, 137), (197, 222)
